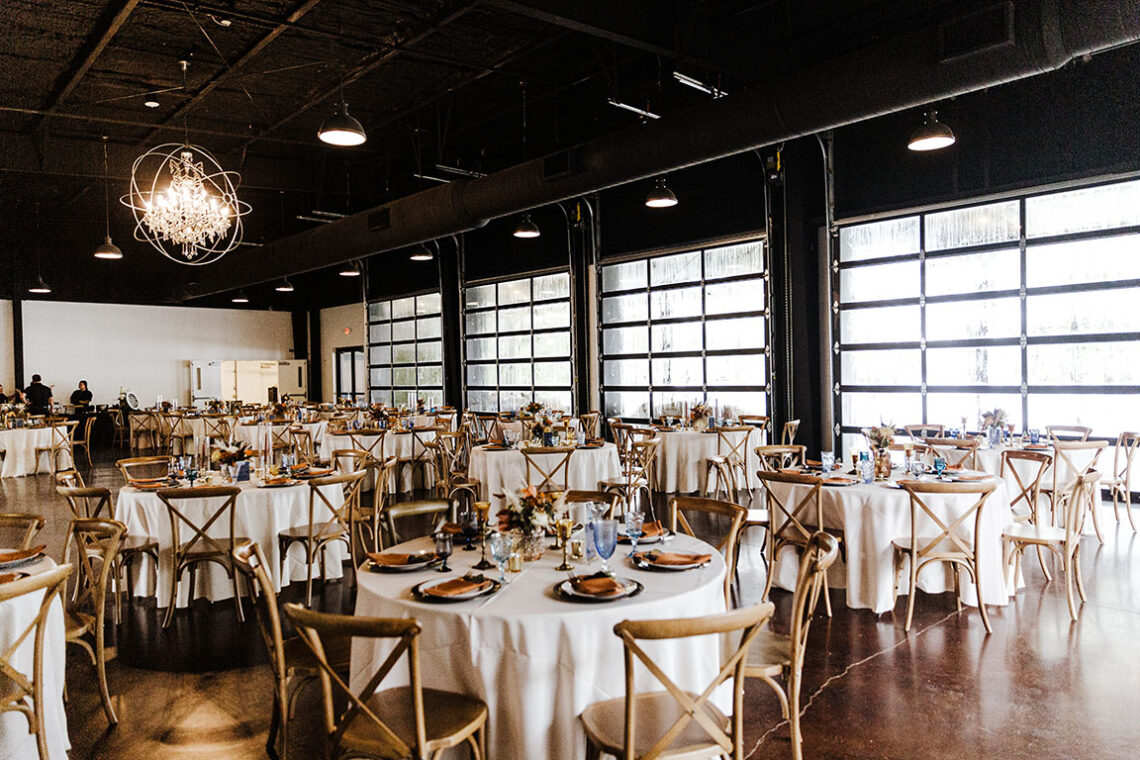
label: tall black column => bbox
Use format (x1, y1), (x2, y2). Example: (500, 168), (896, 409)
(308, 309), (322, 402)
(12, 298), (23, 390)
(439, 236), (464, 407)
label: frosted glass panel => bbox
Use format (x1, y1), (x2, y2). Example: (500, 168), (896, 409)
(391, 297), (416, 319)
(466, 390), (497, 412)
(924, 200), (1019, 250)
(534, 361), (571, 387)
(499, 390), (532, 411)
(392, 367), (416, 386)
(841, 392), (922, 427)
(707, 391), (766, 417)
(392, 345), (416, 364)
(416, 293), (441, 315)
(369, 323), (390, 343)
(535, 391), (572, 411)
(840, 260), (919, 302)
(369, 302), (390, 321)
(705, 317), (764, 351)
(604, 359), (649, 387)
(416, 342), (441, 363)
(369, 345), (390, 366)
(416, 317), (441, 339)
(652, 322), (703, 353)
(497, 306), (531, 332)
(651, 357), (703, 386)
(841, 349), (921, 386)
(534, 332), (571, 357)
(602, 260), (646, 292)
(704, 241), (763, 278)
(466, 338), (496, 361)
(465, 311), (495, 335)
(926, 346), (1021, 386)
(840, 305), (921, 344)
(1026, 180), (1140, 238)
(533, 301), (570, 329)
(417, 366), (442, 387)
(925, 298), (1020, 341)
(391, 321), (415, 342)
(498, 335), (531, 360)
(1027, 235), (1140, 288)
(839, 216), (920, 262)
(1027, 288), (1140, 336)
(604, 327), (648, 355)
(927, 393), (1022, 431)
(704, 279), (765, 315)
(533, 273), (570, 301)
(497, 279), (531, 306)
(707, 355), (765, 386)
(605, 391), (650, 419)
(925, 249), (1019, 296)
(602, 294), (648, 323)
(499, 363), (531, 386)
(370, 368), (391, 387)
(1028, 393), (1139, 437)
(650, 287), (702, 319)
(652, 392), (693, 418)
(465, 284), (496, 309)
(650, 251), (701, 286)
(1029, 341), (1140, 385)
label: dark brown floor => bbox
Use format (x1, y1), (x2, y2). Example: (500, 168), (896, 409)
(4, 451), (1139, 759)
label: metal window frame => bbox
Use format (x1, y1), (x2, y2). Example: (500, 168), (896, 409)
(367, 289), (444, 406)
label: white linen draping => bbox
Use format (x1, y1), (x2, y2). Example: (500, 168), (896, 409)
(115, 480), (345, 609)
(351, 533), (727, 760)
(467, 444), (622, 513)
(0, 556), (69, 759)
(654, 429), (761, 493)
(0, 427), (73, 478)
(766, 473), (1016, 613)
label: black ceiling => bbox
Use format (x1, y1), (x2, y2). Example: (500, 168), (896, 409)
(0, 0), (1018, 309)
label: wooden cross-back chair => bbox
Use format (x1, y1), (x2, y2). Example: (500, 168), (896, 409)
(0, 513), (46, 551)
(578, 411), (601, 440)
(432, 432), (480, 512)
(755, 444), (806, 472)
(283, 604), (489, 760)
(202, 414), (232, 448)
(601, 437), (661, 519)
(129, 411), (157, 451)
(893, 480), (998, 633)
(924, 437), (981, 470)
(738, 415), (769, 445)
(165, 413), (196, 456)
(289, 426), (318, 464)
(581, 603), (774, 760)
(397, 427), (439, 491)
(64, 517), (125, 725)
(520, 446), (575, 494)
(277, 470), (368, 605)
(1045, 439), (1108, 541)
(233, 542), (352, 760)
(156, 485), (247, 628)
(344, 429), (386, 463)
(33, 420), (77, 475)
(608, 422), (634, 466)
(472, 412), (498, 444)
(669, 496), (746, 607)
(904, 423), (944, 439)
(433, 410), (456, 430)
(356, 457), (398, 553)
(54, 468), (84, 489)
(754, 470), (840, 616)
(1047, 425), (1092, 441)
(743, 531), (839, 760)
(561, 490), (621, 520)
(109, 408), (128, 449)
(781, 419), (801, 445)
(1000, 450), (1053, 524)
(889, 441), (933, 466)
(1109, 431), (1139, 532)
(705, 426), (753, 502)
(115, 455), (172, 485)
(0, 564), (72, 760)
(71, 414), (97, 470)
(1003, 472), (1101, 620)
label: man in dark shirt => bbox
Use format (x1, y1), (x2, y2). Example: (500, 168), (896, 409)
(70, 380), (93, 408)
(23, 374), (53, 415)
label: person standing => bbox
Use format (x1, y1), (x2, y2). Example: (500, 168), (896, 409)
(23, 374), (53, 415)
(70, 380), (93, 408)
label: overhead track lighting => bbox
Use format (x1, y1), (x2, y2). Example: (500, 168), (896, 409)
(645, 177), (679, 208)
(607, 98), (660, 120)
(94, 136), (123, 259)
(672, 71), (726, 98)
(512, 213), (541, 239)
(908, 108), (956, 152)
(231, 291), (249, 303)
(409, 243), (434, 262)
(28, 275), (51, 295)
(339, 261), (361, 276)
(275, 278), (295, 292)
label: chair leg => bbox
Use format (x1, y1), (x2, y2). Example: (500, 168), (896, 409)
(162, 560), (180, 628)
(904, 554), (918, 632)
(94, 630), (118, 724)
(585, 738), (602, 760)
(788, 669), (803, 760)
(972, 560), (992, 634)
(230, 564), (245, 624)
(1087, 495), (1104, 543)
(1064, 549), (1079, 621)
(305, 541), (315, 607)
(266, 691), (282, 760)
(760, 535), (777, 604)
(1073, 545), (1087, 603)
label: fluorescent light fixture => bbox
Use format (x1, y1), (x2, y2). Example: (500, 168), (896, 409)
(645, 177), (678, 208)
(28, 276), (51, 294)
(607, 98), (660, 120)
(908, 108), (956, 152)
(672, 71), (726, 98)
(512, 213), (541, 239)
(231, 291), (249, 303)
(275, 278), (294, 292)
(318, 101), (367, 147)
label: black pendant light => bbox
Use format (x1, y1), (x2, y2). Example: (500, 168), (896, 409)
(93, 136), (123, 259)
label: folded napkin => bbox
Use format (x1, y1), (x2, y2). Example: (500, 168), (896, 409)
(823, 476), (856, 485)
(0, 545), (45, 564)
(0, 573), (25, 584)
(640, 520), (664, 538)
(780, 467), (804, 475)
(570, 574), (625, 597)
(366, 552), (433, 567)
(438, 522), (464, 535)
(806, 459), (822, 467)
(425, 576), (491, 597)
(945, 464), (963, 471)
(638, 551), (711, 567)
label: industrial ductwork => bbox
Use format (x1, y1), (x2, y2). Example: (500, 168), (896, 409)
(181, 0), (1140, 301)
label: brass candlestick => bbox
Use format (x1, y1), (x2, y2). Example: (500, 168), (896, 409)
(473, 501), (495, 570)
(554, 518), (575, 571)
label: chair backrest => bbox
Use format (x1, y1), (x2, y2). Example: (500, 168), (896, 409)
(889, 441), (933, 463)
(436, 431), (469, 475)
(578, 411), (600, 439)
(409, 427), (440, 463)
(1056, 472), (1102, 547)
(669, 496), (746, 605)
(75, 414), (97, 445)
(331, 448), (372, 476)
(755, 444), (806, 471)
(202, 414), (232, 442)
(625, 437), (660, 485)
(897, 480), (997, 560)
(999, 449), (1053, 521)
(786, 532), (841, 674)
(55, 486), (113, 520)
(306, 470), (368, 546)
(116, 455), (172, 484)
(283, 604), (429, 755)
(472, 412), (497, 442)
(1047, 425), (1092, 442)
(562, 490), (620, 519)
(904, 423), (944, 439)
(1051, 440), (1107, 495)
(610, 422), (634, 457)
(612, 603), (775, 760)
(54, 469), (86, 488)
(924, 437), (980, 469)
(1113, 432), (1140, 489)
(0, 513), (46, 550)
(738, 415), (769, 444)
(64, 518), (125, 632)
(0, 564), (72, 723)
(50, 420), (77, 448)
(157, 486), (242, 558)
(755, 470), (823, 550)
(781, 419), (800, 445)
(715, 426), (752, 463)
(232, 542), (288, 694)
(289, 426), (316, 462)
(520, 446), (575, 493)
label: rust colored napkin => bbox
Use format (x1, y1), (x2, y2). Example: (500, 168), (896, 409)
(640, 520), (664, 537)
(438, 522), (464, 535)
(946, 464), (963, 471)
(638, 551), (711, 567)
(806, 459), (822, 467)
(823, 476), (857, 485)
(0, 545), (46, 564)
(425, 577), (491, 597)
(570, 575), (625, 596)
(0, 573), (25, 584)
(366, 552), (413, 566)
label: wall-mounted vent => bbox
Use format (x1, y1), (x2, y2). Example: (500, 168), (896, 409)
(939, 2), (1014, 62)
(542, 148), (581, 181)
(368, 207), (391, 231)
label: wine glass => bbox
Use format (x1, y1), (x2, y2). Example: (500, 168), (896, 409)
(934, 456), (947, 478)
(821, 450), (835, 475)
(624, 510), (644, 558)
(489, 531), (512, 583)
(459, 510), (479, 550)
(594, 519), (618, 575)
(433, 532), (453, 573)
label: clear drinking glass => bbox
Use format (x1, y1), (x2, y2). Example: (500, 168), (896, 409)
(625, 511), (644, 557)
(821, 451), (835, 474)
(594, 519), (618, 575)
(433, 532), (453, 573)
(489, 532), (512, 583)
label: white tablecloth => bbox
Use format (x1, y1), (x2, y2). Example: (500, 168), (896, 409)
(654, 429), (761, 493)
(0, 556), (69, 759)
(767, 473), (1016, 613)
(233, 420), (326, 453)
(0, 427), (73, 478)
(352, 533), (727, 760)
(468, 444), (622, 513)
(115, 479), (346, 609)
(322, 429), (438, 493)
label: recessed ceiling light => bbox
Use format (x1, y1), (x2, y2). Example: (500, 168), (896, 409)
(144, 100), (160, 108)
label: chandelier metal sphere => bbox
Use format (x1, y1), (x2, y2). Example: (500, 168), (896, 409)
(121, 142), (250, 265)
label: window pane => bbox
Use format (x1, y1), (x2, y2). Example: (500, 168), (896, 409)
(652, 392), (693, 418)
(466, 337), (496, 361)
(650, 251), (701, 286)
(652, 321), (703, 353)
(1027, 235), (1140, 288)
(535, 391), (572, 411)
(1026, 180), (1140, 238)
(841, 349), (921, 386)
(497, 279), (531, 306)
(704, 241), (763, 279)
(707, 355), (765, 386)
(533, 273), (570, 301)
(602, 293), (648, 323)
(497, 306), (531, 333)
(392, 345), (416, 364)
(416, 317), (441, 339)
(704, 278), (765, 315)
(392, 321), (415, 342)
(1028, 341), (1140, 385)
(368, 323), (390, 344)
(465, 310), (495, 335)
(602, 260), (646, 292)
(652, 357), (703, 386)
(604, 359), (649, 387)
(499, 390), (532, 411)
(707, 391), (767, 417)
(926, 346), (1021, 386)
(416, 342), (441, 363)
(1027, 393), (1138, 437)
(466, 284), (496, 309)
(393, 390), (415, 408)
(368, 302), (390, 321)
(534, 332), (571, 357)
(499, 363), (531, 386)
(416, 293), (441, 315)
(370, 368), (391, 386)
(498, 335), (531, 360)
(369, 345), (390, 365)
(705, 317), (765, 351)
(927, 392), (1022, 431)
(839, 216), (920, 262)
(534, 361), (571, 387)
(418, 366), (442, 387)
(370, 389), (392, 405)
(605, 391), (650, 419)
(925, 297), (1021, 341)
(841, 392), (922, 427)
(467, 364), (496, 387)
(391, 297), (416, 319)
(925, 249), (1020, 296)
(840, 305), (920, 344)
(924, 200), (1019, 250)
(840, 260), (920, 302)
(1027, 288), (1140, 336)
(651, 286), (702, 319)
(604, 326), (648, 355)
(466, 390), (497, 412)
(533, 301), (570, 329)
(393, 367), (416, 386)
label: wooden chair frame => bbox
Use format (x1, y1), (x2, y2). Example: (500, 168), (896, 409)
(562, 490), (621, 520)
(280, 470), (367, 605)
(755, 445), (806, 472)
(602, 438), (660, 519)
(668, 496), (745, 607)
(115, 455), (172, 485)
(999, 449), (1053, 523)
(165, 413), (195, 456)
(781, 419), (800, 445)
(33, 420), (77, 475)
(904, 423), (944, 439)
(71, 414), (97, 470)
(289, 426), (318, 464)
(578, 411), (601, 440)
(1109, 432), (1139, 532)
(738, 415), (769, 445)
(1047, 439), (1107, 541)
(521, 446), (575, 493)
(129, 411), (157, 451)
(1046, 425), (1092, 442)
(202, 414), (232, 448)
(0, 513), (46, 550)
(924, 437), (981, 470)
(705, 426), (752, 501)
(109, 408), (128, 449)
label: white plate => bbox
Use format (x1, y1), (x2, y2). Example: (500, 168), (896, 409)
(556, 576), (641, 601)
(630, 552), (709, 571)
(0, 553), (45, 571)
(366, 552), (441, 573)
(413, 575), (497, 601)
(617, 530), (670, 545)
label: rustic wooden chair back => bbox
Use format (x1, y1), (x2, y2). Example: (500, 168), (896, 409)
(1047, 425), (1092, 442)
(521, 446), (575, 493)
(999, 449), (1053, 522)
(669, 496), (745, 607)
(0, 513), (46, 550)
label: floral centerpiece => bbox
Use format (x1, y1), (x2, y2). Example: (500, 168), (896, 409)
(415, 397), (426, 414)
(690, 402), (712, 431)
(270, 401), (289, 419)
(160, 400), (173, 412)
(531, 415), (557, 444)
(212, 443), (254, 465)
(501, 486), (564, 560)
(206, 399), (224, 414)
(521, 400), (544, 420)
(866, 422), (895, 450)
(981, 408), (1009, 445)
(368, 403), (389, 424)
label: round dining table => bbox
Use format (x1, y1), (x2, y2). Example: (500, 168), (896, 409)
(766, 470), (1017, 613)
(653, 428), (762, 493)
(352, 533), (727, 760)
(0, 426), (73, 478)
(115, 477), (346, 609)
(0, 555), (69, 759)
(467, 443), (622, 513)
(322, 428), (439, 493)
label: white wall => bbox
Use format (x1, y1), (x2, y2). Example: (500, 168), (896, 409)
(21, 301), (293, 406)
(0, 300), (13, 395)
(319, 302), (366, 403)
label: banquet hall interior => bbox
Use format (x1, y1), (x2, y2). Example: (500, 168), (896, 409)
(1, 1), (1139, 758)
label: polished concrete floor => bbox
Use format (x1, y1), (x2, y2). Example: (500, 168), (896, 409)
(3, 452), (1139, 759)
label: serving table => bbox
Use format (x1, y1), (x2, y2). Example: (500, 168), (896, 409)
(0, 427), (72, 478)
(352, 533), (726, 760)
(115, 478), (346, 609)
(653, 428), (761, 493)
(467, 443), (621, 513)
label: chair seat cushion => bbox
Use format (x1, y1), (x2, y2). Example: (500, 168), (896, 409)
(1002, 522), (1066, 544)
(581, 690), (731, 757)
(340, 686), (486, 757)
